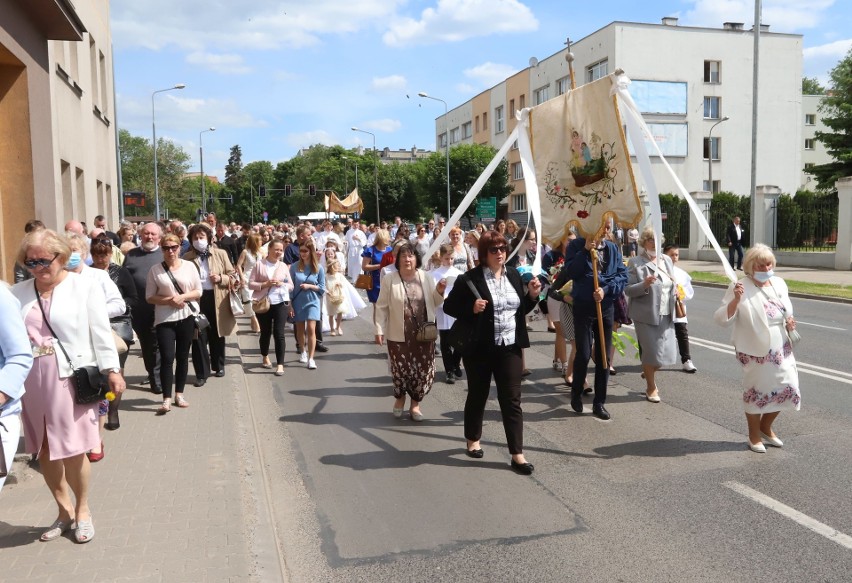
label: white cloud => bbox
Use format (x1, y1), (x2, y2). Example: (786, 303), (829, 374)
(463, 62), (518, 88)
(383, 0), (538, 47)
(186, 51), (252, 75)
(371, 75), (407, 92)
(682, 0), (835, 31)
(285, 130), (337, 150)
(804, 38), (852, 59)
(118, 93), (267, 133)
(363, 119), (402, 133)
(112, 0), (405, 51)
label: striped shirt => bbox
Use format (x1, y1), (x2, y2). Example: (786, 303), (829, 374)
(483, 267), (520, 346)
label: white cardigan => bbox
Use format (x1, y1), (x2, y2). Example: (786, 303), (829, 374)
(12, 272), (120, 377)
(714, 276), (793, 357)
(375, 270), (444, 342)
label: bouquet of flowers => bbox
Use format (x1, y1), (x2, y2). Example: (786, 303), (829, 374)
(548, 257), (565, 282)
(676, 284), (686, 301)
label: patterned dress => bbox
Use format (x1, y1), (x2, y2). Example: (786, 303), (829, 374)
(737, 293), (801, 414)
(387, 278), (436, 402)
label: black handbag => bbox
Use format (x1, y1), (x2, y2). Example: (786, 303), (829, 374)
(162, 262), (209, 331)
(110, 317), (135, 345)
(37, 296), (107, 405)
(0, 414), (8, 478)
(447, 278), (482, 354)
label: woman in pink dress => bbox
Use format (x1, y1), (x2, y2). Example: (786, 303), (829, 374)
(12, 229), (125, 544)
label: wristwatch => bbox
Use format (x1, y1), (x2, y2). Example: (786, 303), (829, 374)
(105, 368), (121, 374)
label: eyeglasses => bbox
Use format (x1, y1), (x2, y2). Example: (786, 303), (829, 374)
(488, 246), (508, 254)
(161, 245), (180, 252)
(24, 255), (59, 269)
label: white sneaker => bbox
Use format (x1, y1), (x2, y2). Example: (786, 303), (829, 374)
(299, 352), (308, 364)
(682, 359), (697, 373)
(307, 358), (317, 370)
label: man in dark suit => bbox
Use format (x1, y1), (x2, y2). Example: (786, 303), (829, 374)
(726, 216), (745, 270)
(561, 234), (628, 420)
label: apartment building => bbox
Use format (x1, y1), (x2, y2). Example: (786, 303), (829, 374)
(430, 18), (804, 225)
(0, 0), (117, 282)
(801, 94), (833, 189)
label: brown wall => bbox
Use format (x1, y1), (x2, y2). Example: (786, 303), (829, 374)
(505, 70), (530, 198)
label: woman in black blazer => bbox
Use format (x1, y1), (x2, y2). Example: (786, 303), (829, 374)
(443, 231), (542, 475)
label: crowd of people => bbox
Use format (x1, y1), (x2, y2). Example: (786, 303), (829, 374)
(0, 209), (803, 545)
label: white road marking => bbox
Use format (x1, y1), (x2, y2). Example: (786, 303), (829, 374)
(796, 320), (846, 331)
(724, 481), (852, 551)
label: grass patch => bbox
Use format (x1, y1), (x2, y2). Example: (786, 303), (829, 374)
(689, 271), (852, 300)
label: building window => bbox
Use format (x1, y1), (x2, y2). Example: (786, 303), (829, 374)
(587, 59), (608, 83)
(512, 162), (524, 181)
(495, 106), (504, 133)
(461, 122), (472, 139)
(702, 180), (721, 194)
(703, 137), (720, 160)
(512, 194), (527, 213)
(703, 97), (721, 119)
(482, 112), (488, 130)
(511, 140), (518, 150)
(805, 114), (816, 125)
(556, 76), (569, 96)
(439, 133), (447, 148)
(509, 99), (515, 115)
(804, 163), (815, 171)
(804, 138), (815, 150)
(704, 60), (721, 83)
(534, 85), (550, 105)
(519, 94), (525, 109)
(449, 127), (460, 144)
(475, 115), (480, 133)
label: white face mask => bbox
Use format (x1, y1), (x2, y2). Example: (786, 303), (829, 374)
(193, 239), (208, 253)
(643, 246), (656, 259)
(752, 270), (774, 282)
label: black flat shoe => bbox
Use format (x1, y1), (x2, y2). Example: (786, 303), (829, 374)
(592, 405), (611, 421)
(466, 448), (484, 459)
(104, 422), (120, 431)
(194, 378), (207, 387)
(315, 343), (329, 353)
(214, 370), (225, 378)
(570, 390), (583, 414)
(151, 387), (163, 395)
(511, 460), (534, 475)
(454, 367), (463, 378)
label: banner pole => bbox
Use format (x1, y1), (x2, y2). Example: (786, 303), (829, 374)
(590, 247), (608, 369)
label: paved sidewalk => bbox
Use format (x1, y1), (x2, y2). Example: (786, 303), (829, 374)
(0, 336), (268, 583)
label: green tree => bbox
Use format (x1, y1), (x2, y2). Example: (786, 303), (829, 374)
(224, 145), (243, 191)
(775, 194), (801, 247)
(812, 48), (852, 189)
(802, 76), (825, 95)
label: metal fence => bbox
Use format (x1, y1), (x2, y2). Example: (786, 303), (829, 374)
(771, 193), (839, 251)
(660, 197), (690, 248)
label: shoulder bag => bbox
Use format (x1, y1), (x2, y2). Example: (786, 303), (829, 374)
(354, 273), (373, 291)
(761, 282), (802, 346)
(402, 273), (437, 343)
(36, 296), (106, 404)
(447, 277), (482, 354)
(162, 262), (210, 331)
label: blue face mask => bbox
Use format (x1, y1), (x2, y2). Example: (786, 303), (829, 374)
(752, 270), (774, 283)
(66, 252), (82, 270)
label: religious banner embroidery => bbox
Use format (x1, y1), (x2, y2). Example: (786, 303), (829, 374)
(324, 188), (364, 214)
(529, 75), (642, 246)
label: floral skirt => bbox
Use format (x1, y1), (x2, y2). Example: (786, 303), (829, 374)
(387, 333), (436, 402)
(738, 338), (801, 414)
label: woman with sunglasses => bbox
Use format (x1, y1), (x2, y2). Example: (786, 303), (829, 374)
(443, 231), (542, 475)
(290, 240), (325, 370)
(145, 234), (202, 414)
(12, 229), (124, 543)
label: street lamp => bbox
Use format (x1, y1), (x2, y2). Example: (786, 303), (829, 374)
(418, 91), (451, 220)
(199, 126), (215, 215)
(707, 116), (729, 194)
(342, 155), (348, 195)
(152, 83), (186, 221)
(351, 127), (380, 224)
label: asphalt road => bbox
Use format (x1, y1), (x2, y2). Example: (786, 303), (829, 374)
(240, 286), (852, 583)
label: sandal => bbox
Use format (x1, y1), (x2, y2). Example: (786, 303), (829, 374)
(156, 402), (171, 415)
(261, 360), (272, 369)
(40, 518), (74, 542)
(174, 396), (190, 408)
(75, 519), (95, 544)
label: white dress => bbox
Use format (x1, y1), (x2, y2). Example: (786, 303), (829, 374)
(738, 289), (801, 414)
(430, 265), (463, 331)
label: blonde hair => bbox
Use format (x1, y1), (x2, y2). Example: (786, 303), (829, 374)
(17, 229), (71, 266)
(637, 226), (663, 248)
(161, 233), (181, 247)
(373, 229), (390, 249)
(298, 239), (320, 274)
(65, 232), (90, 259)
(742, 243), (776, 276)
(327, 259), (342, 275)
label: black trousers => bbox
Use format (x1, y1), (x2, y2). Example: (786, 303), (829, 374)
(462, 344), (524, 455)
(132, 310), (161, 391)
(438, 329), (462, 373)
(674, 322), (691, 363)
(258, 301), (288, 364)
(156, 316), (195, 399)
(572, 300), (614, 407)
(729, 243), (744, 269)
(200, 289), (226, 372)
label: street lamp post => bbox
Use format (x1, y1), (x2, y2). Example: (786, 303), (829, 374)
(351, 127), (379, 224)
(342, 155), (348, 195)
(199, 126), (215, 215)
(152, 83), (186, 221)
(707, 116), (729, 194)
(418, 92), (451, 220)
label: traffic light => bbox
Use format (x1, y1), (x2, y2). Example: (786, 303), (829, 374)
(309, 184), (316, 197)
(285, 184), (292, 197)
(259, 185), (267, 197)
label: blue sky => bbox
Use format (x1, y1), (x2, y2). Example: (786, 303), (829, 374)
(111, 0), (852, 180)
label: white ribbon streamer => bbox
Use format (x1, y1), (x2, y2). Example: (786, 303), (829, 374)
(612, 73), (737, 283)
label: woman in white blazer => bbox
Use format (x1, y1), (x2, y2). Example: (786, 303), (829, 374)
(375, 243), (446, 421)
(12, 229), (125, 544)
(714, 244), (800, 453)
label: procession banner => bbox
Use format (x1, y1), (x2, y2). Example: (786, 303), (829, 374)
(324, 188), (364, 214)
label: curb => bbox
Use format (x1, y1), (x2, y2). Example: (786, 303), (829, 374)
(691, 280), (852, 305)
